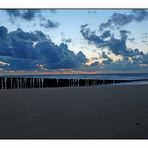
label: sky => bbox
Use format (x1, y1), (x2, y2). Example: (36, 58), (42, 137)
(0, 9), (148, 73)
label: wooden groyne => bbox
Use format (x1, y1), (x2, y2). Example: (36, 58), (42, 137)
(0, 77), (146, 89)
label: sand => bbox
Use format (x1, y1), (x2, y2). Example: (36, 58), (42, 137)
(0, 85), (148, 139)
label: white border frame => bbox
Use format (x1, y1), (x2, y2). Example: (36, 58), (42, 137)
(0, 0), (148, 8)
(0, 0), (148, 147)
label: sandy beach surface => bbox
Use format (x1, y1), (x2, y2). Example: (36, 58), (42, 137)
(0, 85), (148, 139)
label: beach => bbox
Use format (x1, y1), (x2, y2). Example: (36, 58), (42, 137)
(0, 85), (148, 139)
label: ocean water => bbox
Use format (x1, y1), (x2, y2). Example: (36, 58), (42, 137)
(4, 73), (148, 85)
(5, 73), (148, 80)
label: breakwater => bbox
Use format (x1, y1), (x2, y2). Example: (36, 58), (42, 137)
(0, 77), (146, 89)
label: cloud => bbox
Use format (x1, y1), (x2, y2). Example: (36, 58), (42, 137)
(6, 9), (59, 28)
(40, 19), (60, 29)
(0, 26), (8, 39)
(90, 61), (99, 66)
(101, 51), (110, 59)
(128, 38), (135, 42)
(80, 24), (103, 46)
(99, 13), (133, 31)
(80, 25), (141, 57)
(0, 56), (37, 70)
(101, 51), (113, 64)
(80, 21), (148, 71)
(76, 51), (87, 64)
(132, 9), (148, 21)
(100, 30), (111, 39)
(35, 42), (80, 68)
(49, 9), (57, 13)
(101, 30), (131, 56)
(141, 54), (148, 64)
(80, 24), (89, 28)
(99, 9), (148, 31)
(61, 32), (72, 43)
(80, 24), (148, 68)
(0, 25), (87, 70)
(142, 32), (148, 39)
(87, 54), (148, 72)
(88, 10), (96, 15)
(6, 9), (40, 22)
(61, 38), (72, 43)
(102, 58), (113, 64)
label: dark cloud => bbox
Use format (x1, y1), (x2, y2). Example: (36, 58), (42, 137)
(100, 30), (111, 39)
(101, 31), (143, 58)
(80, 24), (103, 46)
(132, 9), (148, 22)
(0, 56), (37, 70)
(101, 51), (113, 64)
(140, 54), (148, 64)
(80, 24), (148, 67)
(88, 55), (148, 71)
(131, 52), (148, 65)
(6, 9), (21, 17)
(40, 19), (60, 29)
(0, 26), (87, 70)
(6, 9), (40, 22)
(76, 51), (87, 64)
(102, 58), (113, 64)
(100, 61), (144, 71)
(101, 51), (109, 59)
(90, 61), (99, 66)
(99, 9), (148, 31)
(80, 25), (140, 57)
(0, 26), (8, 39)
(6, 9), (59, 29)
(99, 13), (133, 31)
(22, 10), (39, 21)
(120, 30), (130, 40)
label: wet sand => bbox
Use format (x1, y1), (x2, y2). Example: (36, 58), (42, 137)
(0, 85), (148, 139)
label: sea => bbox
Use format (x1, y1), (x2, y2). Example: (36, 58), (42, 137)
(3, 73), (148, 85)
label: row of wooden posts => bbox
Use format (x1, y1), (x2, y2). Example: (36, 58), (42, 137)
(0, 77), (139, 89)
